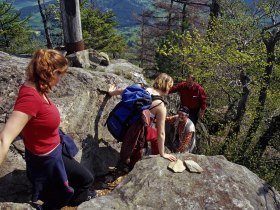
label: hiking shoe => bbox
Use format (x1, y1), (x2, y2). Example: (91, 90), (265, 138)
(29, 201), (43, 210)
(116, 161), (130, 173)
(86, 190), (97, 200)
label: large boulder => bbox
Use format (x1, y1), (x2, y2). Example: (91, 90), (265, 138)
(79, 154), (280, 210)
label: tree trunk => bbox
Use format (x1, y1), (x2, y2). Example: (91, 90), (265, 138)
(238, 32), (279, 158)
(167, 0), (174, 31)
(207, 0), (220, 39)
(253, 114), (280, 159)
(181, 3), (186, 33)
(37, 0), (53, 49)
(60, 0), (84, 54)
(140, 11), (145, 68)
(235, 71), (250, 124)
(259, 41), (275, 106)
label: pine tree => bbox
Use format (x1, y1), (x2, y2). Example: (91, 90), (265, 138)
(0, 1), (37, 53)
(81, 2), (127, 57)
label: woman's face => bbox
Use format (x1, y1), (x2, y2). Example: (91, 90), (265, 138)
(165, 81), (173, 94)
(50, 69), (66, 87)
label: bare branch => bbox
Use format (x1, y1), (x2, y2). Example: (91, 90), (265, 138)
(262, 21), (280, 31)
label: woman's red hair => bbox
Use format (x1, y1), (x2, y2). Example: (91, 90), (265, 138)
(26, 49), (68, 94)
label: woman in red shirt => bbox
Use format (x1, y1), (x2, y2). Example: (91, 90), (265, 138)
(0, 49), (94, 209)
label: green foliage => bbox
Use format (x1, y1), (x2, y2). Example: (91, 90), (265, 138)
(155, 0), (272, 111)
(0, 1), (38, 53)
(81, 3), (127, 55)
(155, 0), (280, 191)
(155, 32), (189, 80)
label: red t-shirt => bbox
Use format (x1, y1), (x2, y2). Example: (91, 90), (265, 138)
(14, 85), (60, 154)
(169, 82), (207, 110)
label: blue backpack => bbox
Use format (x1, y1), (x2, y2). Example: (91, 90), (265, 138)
(105, 84), (162, 142)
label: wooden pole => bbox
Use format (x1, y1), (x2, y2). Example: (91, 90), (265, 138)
(60, 0), (84, 54)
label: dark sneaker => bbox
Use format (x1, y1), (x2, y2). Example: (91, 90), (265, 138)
(116, 161), (130, 173)
(86, 190), (97, 200)
(31, 202), (43, 210)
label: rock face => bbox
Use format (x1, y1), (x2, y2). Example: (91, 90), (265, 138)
(0, 202), (34, 209)
(79, 154), (280, 210)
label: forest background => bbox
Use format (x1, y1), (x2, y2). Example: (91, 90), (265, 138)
(0, 0), (279, 191)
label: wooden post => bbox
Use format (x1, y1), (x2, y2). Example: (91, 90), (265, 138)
(60, 0), (84, 54)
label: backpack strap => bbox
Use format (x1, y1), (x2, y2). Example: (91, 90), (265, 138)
(149, 95), (166, 111)
(149, 101), (163, 111)
(151, 95), (166, 104)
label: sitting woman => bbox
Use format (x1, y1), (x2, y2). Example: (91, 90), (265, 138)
(108, 73), (177, 170)
(0, 49), (94, 209)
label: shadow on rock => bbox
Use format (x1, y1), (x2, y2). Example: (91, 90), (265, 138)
(0, 169), (31, 203)
(80, 134), (120, 177)
(257, 183), (280, 210)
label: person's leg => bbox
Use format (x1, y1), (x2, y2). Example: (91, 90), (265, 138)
(26, 147), (73, 210)
(62, 154), (94, 206)
(128, 145), (143, 169)
(189, 108), (200, 125)
(150, 141), (159, 155)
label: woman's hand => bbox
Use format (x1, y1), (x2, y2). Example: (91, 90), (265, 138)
(161, 153), (177, 161)
(107, 84), (124, 96)
(108, 84), (117, 93)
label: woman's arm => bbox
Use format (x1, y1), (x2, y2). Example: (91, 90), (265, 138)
(0, 111), (31, 164)
(156, 105), (177, 161)
(108, 84), (124, 96)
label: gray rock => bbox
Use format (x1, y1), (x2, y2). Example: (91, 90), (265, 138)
(99, 52), (110, 66)
(184, 159), (204, 173)
(168, 159), (186, 173)
(67, 49), (91, 68)
(0, 202), (35, 209)
(79, 154), (280, 210)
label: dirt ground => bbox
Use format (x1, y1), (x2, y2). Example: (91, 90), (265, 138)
(62, 169), (127, 210)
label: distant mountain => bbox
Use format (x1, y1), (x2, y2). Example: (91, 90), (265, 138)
(8, 0), (56, 31)
(87, 0), (148, 28)
(9, 0), (255, 42)
(11, 0), (148, 30)
(12, 0), (255, 30)
(19, 1), (55, 18)
(7, 0), (53, 10)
